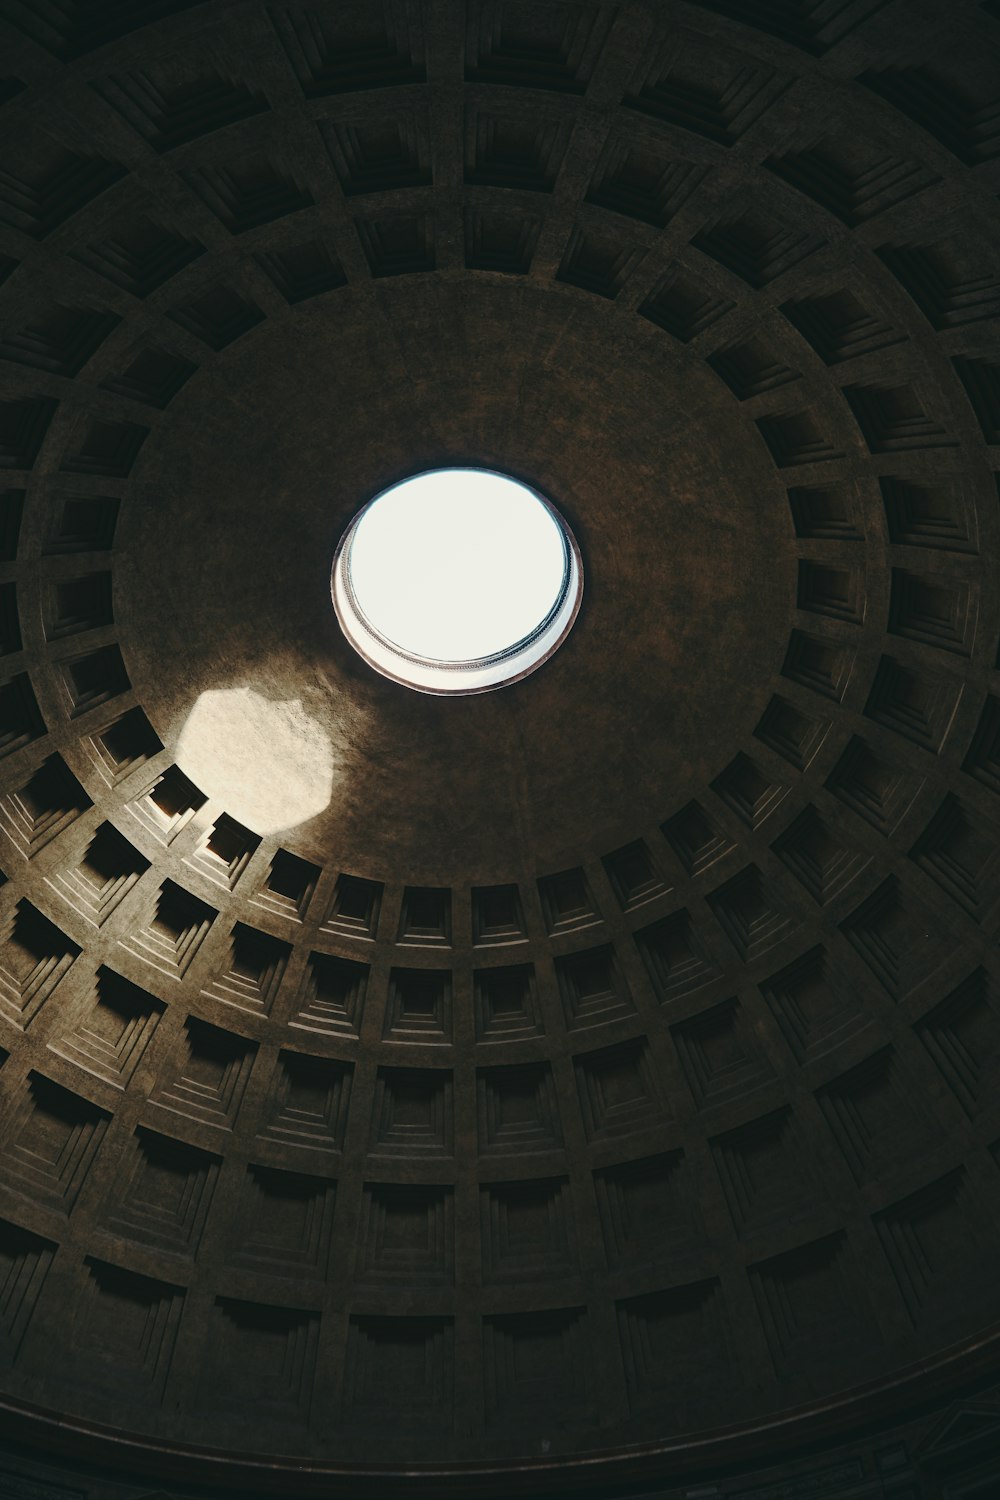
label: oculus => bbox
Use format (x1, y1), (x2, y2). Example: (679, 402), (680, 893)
(332, 468), (583, 694)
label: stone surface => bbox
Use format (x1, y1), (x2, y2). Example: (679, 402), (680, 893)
(0, 0), (997, 1494)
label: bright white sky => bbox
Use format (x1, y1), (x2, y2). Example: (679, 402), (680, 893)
(349, 469), (567, 661)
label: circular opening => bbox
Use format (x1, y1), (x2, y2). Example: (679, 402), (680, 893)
(332, 469), (583, 695)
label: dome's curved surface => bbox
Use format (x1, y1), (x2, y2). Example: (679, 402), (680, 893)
(0, 1), (999, 1495)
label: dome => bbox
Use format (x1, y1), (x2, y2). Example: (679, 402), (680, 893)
(0, 3), (998, 1497)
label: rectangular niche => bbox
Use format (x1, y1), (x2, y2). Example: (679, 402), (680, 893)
(356, 215), (435, 278)
(200, 1298), (320, 1424)
(47, 819), (150, 926)
(711, 752), (788, 828)
(104, 1127), (221, 1256)
(640, 264), (735, 342)
(593, 1151), (702, 1269)
(864, 654), (961, 753)
(260, 1051), (353, 1153)
(44, 571), (113, 640)
(94, 60), (268, 152)
(574, 1038), (667, 1141)
(781, 631), (855, 704)
(3, 1072), (110, 1211)
(90, 706), (163, 784)
(887, 568), (977, 656)
(321, 871), (381, 938)
(477, 1062), (563, 1156)
(771, 806), (870, 906)
(129, 764), (206, 843)
(880, 475), (977, 553)
(616, 1278), (733, 1422)
(826, 737), (922, 836)
(0, 898), (80, 1029)
(383, 967), (452, 1044)
(344, 1316), (453, 1430)
(255, 848), (320, 922)
(0, 490), (24, 560)
(601, 839), (670, 910)
(272, 3), (426, 96)
(231, 1164), (336, 1279)
(537, 866), (601, 934)
(0, 673), (46, 757)
(73, 213), (204, 299)
(554, 943), (635, 1030)
(370, 1067), (454, 1157)
(840, 875), (959, 1001)
(748, 1232), (876, 1392)
(256, 238), (347, 302)
(168, 281), (263, 349)
(323, 114), (431, 196)
(0, 1217), (56, 1360)
(671, 998), (775, 1111)
(964, 694), (1000, 796)
(816, 1046), (939, 1186)
(0, 582), (20, 656)
(44, 494), (120, 553)
(759, 945), (870, 1065)
(916, 969), (1000, 1119)
(292, 951), (368, 1037)
(48, 964), (164, 1088)
(474, 963), (542, 1041)
(787, 482), (861, 540)
(203, 923), (292, 1016)
(465, 208), (541, 273)
(472, 883), (527, 944)
(100, 345), (197, 409)
(873, 1168), (1000, 1334)
(662, 801), (736, 876)
(707, 864), (795, 960)
(61, 418), (150, 478)
(710, 1106), (820, 1237)
(0, 752), (92, 856)
(188, 812), (260, 891)
(61, 644), (130, 717)
(121, 879), (217, 979)
(586, 138), (705, 228)
(483, 1306), (591, 1433)
(397, 885), (451, 946)
(149, 1016), (257, 1131)
(73, 1258), (184, 1400)
(357, 1182), (454, 1284)
(480, 1175), (576, 1283)
(0, 395), (58, 467)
